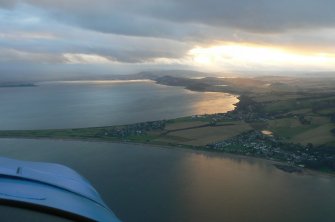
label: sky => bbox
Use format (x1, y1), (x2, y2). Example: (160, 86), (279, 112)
(0, 0), (335, 80)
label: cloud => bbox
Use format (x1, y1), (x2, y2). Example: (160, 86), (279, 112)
(3, 1), (335, 40)
(2, 0), (333, 36)
(0, 47), (66, 64)
(150, 0), (335, 33)
(0, 29), (191, 63)
(0, 5), (192, 64)
(63, 53), (114, 64)
(0, 0), (334, 77)
(0, 0), (18, 9)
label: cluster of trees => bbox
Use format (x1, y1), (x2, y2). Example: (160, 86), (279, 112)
(298, 115), (311, 125)
(234, 95), (263, 114)
(303, 145), (335, 171)
(331, 114), (335, 123)
(303, 158), (335, 171)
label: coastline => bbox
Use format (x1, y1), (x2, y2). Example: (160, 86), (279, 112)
(1, 78), (334, 174)
(0, 135), (333, 178)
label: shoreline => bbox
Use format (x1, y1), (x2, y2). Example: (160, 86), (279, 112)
(1, 135), (333, 178)
(1, 78), (334, 174)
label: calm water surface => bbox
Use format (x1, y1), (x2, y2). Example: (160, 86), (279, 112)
(0, 81), (238, 130)
(0, 139), (334, 222)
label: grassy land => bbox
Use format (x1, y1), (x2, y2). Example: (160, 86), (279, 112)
(292, 124), (334, 145)
(0, 120), (250, 146)
(166, 121), (251, 146)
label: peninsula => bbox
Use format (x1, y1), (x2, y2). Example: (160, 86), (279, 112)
(1, 74), (334, 173)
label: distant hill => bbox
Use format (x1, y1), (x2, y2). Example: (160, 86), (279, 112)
(75, 70), (226, 81)
(0, 82), (36, 88)
(136, 70), (212, 78)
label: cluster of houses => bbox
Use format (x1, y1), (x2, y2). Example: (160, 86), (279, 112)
(206, 130), (318, 166)
(96, 120), (166, 138)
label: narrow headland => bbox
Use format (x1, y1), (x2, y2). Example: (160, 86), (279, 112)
(1, 75), (334, 174)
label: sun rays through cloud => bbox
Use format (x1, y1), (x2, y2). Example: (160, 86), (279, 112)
(188, 44), (335, 71)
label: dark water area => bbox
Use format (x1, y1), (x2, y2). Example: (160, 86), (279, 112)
(0, 139), (334, 222)
(0, 80), (237, 130)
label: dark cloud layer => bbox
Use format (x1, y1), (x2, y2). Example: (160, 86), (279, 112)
(0, 0), (334, 79)
(153, 0), (335, 32)
(3, 0), (334, 37)
(0, 0), (18, 9)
